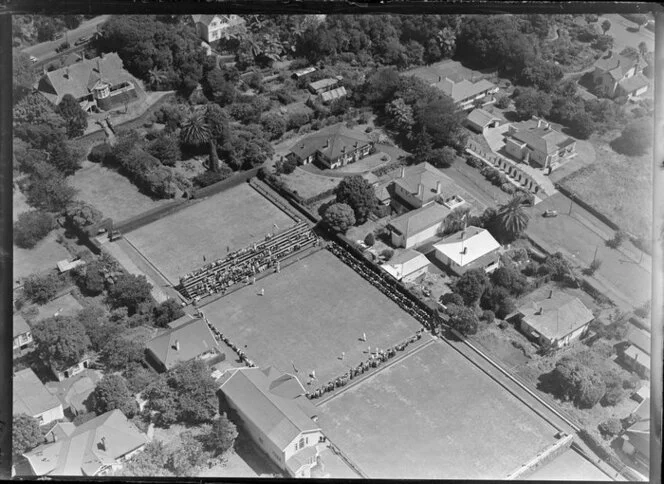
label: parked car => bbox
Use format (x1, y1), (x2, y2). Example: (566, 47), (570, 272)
(29, 55), (38, 63)
(543, 209), (558, 218)
(74, 36), (89, 46)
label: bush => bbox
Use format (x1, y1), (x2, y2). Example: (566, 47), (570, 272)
(610, 119), (652, 156)
(482, 310), (496, 323)
(606, 230), (626, 249)
(364, 233), (375, 247)
(500, 183), (516, 194)
(146, 136), (181, 167)
(380, 249), (394, 261)
(598, 418), (622, 438)
(192, 167), (233, 188)
(466, 156), (483, 169)
(13, 210), (55, 249)
(23, 273), (59, 304)
(88, 143), (112, 163)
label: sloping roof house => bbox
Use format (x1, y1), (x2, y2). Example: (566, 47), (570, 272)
(514, 292), (594, 348)
(466, 108), (501, 133)
(286, 123), (373, 170)
(219, 367), (324, 477)
(319, 86), (347, 104)
(438, 77), (498, 109)
(623, 326), (651, 377)
(13, 312), (34, 355)
(392, 162), (471, 209)
(145, 317), (224, 372)
(433, 226), (501, 276)
(381, 249), (431, 282)
(388, 202), (451, 249)
(21, 410), (148, 477)
(593, 51), (648, 98)
(622, 406), (650, 467)
(191, 14), (245, 43)
(308, 77), (339, 94)
(504, 118), (577, 169)
(13, 368), (64, 425)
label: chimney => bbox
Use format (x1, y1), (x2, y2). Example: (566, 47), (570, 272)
(462, 247), (468, 255)
(400, 166), (406, 178)
(548, 290), (553, 299)
(64, 67), (70, 79)
(438, 75), (442, 82)
(174, 340), (180, 351)
(324, 138), (330, 149)
(537, 307), (543, 315)
(100, 437), (106, 451)
(537, 118), (543, 128)
(417, 183), (424, 198)
(436, 180), (442, 195)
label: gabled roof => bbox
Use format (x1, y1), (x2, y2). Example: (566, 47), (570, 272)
(624, 424), (650, 458)
(39, 53), (133, 105)
(13, 368), (62, 418)
(624, 345), (650, 371)
(393, 162), (460, 205)
(382, 249), (430, 280)
(518, 293), (594, 341)
(23, 410), (148, 476)
(146, 318), (222, 371)
(192, 14), (245, 27)
(627, 327), (651, 354)
(438, 77), (497, 103)
(467, 108), (501, 128)
(506, 120), (576, 155)
(220, 368), (320, 451)
(14, 312), (31, 338)
(46, 369), (101, 415)
(433, 226), (501, 268)
(594, 52), (638, 75)
(320, 86), (347, 103)
(388, 202), (451, 239)
(288, 123), (372, 162)
(308, 78), (339, 92)
(618, 73), (649, 94)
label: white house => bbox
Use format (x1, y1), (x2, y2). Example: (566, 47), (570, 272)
(13, 368), (64, 426)
(191, 14), (245, 43)
(466, 108), (501, 134)
(433, 226), (501, 276)
(13, 312), (34, 357)
(388, 202), (452, 249)
(503, 118), (577, 170)
(592, 50), (649, 99)
(219, 367), (325, 478)
(381, 249), (431, 282)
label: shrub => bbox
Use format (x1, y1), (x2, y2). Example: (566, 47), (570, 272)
(192, 166), (233, 188)
(500, 183), (516, 194)
(634, 300), (650, 319)
(440, 292), (464, 307)
(364, 233), (375, 247)
(23, 273), (59, 304)
(494, 94), (511, 109)
(482, 310), (496, 323)
(606, 230), (626, 249)
(466, 156), (483, 169)
(13, 211), (55, 249)
(598, 418), (622, 438)
(380, 249), (394, 261)
(88, 143), (112, 163)
(147, 136), (181, 167)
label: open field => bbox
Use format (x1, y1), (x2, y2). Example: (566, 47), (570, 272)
(280, 167), (340, 200)
(13, 232), (70, 287)
(30, 293), (83, 322)
(126, 184), (295, 284)
(558, 134), (652, 241)
(203, 249), (422, 385)
(317, 341), (557, 479)
(70, 161), (171, 223)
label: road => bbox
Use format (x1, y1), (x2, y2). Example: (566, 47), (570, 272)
(22, 15), (110, 62)
(600, 14), (654, 54)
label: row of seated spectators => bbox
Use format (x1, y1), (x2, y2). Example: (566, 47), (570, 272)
(307, 329), (426, 400)
(181, 222), (319, 299)
(327, 242), (434, 329)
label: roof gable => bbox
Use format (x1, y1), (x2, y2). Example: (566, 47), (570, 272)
(389, 202), (451, 238)
(507, 121), (575, 155)
(13, 368), (62, 417)
(288, 123), (372, 161)
(467, 108), (500, 128)
(519, 293), (594, 341)
(434, 226), (501, 267)
(146, 318), (221, 370)
(14, 312), (31, 338)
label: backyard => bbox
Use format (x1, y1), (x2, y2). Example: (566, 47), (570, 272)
(279, 167), (340, 200)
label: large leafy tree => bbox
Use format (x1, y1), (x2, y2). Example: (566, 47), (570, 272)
(107, 273), (153, 314)
(87, 374), (139, 417)
(496, 194), (530, 240)
(119, 441), (173, 477)
(323, 203), (356, 233)
(13, 51), (37, 103)
(153, 299), (185, 327)
(24, 162), (78, 212)
(32, 316), (92, 372)
(200, 414), (238, 457)
(57, 94), (88, 138)
(334, 176), (377, 225)
(100, 336), (146, 372)
(168, 431), (208, 476)
(13, 414), (44, 457)
(446, 304), (480, 336)
(23, 273), (59, 304)
(453, 268), (489, 307)
(513, 87), (552, 120)
(64, 201), (104, 232)
(610, 118), (652, 156)
(13, 210), (55, 249)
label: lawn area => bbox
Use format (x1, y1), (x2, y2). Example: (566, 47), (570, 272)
(125, 184), (295, 284)
(279, 167), (340, 200)
(525, 447), (612, 481)
(13, 232), (70, 287)
(336, 152), (391, 174)
(202, 248), (423, 386)
(70, 160), (172, 223)
(317, 341), (558, 479)
(28, 293), (83, 323)
(558, 133), (652, 241)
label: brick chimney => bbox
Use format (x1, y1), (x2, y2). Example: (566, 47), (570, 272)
(548, 290), (553, 299)
(400, 166), (406, 178)
(436, 181), (442, 195)
(417, 183), (424, 198)
(100, 437), (106, 451)
(174, 340), (180, 351)
(536, 307), (543, 315)
(462, 247), (468, 254)
(324, 138), (330, 149)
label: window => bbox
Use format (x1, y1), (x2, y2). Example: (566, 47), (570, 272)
(299, 438), (305, 449)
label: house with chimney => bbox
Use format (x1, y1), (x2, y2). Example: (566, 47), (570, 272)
(219, 366), (325, 478)
(37, 52), (138, 113)
(381, 249), (431, 282)
(466, 108), (502, 134)
(19, 410), (148, 476)
(191, 14), (246, 43)
(285, 123), (373, 170)
(503, 118), (577, 170)
(510, 291), (594, 348)
(145, 316), (224, 373)
(621, 326), (650, 379)
(433, 226), (501, 276)
(592, 50), (649, 99)
(13, 368), (64, 426)
(51, 355), (92, 382)
(392, 162), (469, 210)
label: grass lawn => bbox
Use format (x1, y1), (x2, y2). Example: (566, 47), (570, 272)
(280, 167), (340, 200)
(336, 152), (391, 174)
(13, 232), (70, 287)
(28, 293), (83, 322)
(558, 133), (652, 241)
(525, 448), (612, 481)
(317, 341), (557, 479)
(70, 160), (172, 223)
(126, 184), (295, 284)
(202, 249), (422, 386)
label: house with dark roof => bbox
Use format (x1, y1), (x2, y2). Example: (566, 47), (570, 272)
(466, 108), (501, 134)
(45, 369), (103, 417)
(145, 317), (224, 372)
(511, 291), (594, 348)
(191, 14), (245, 43)
(19, 410), (148, 476)
(622, 326), (650, 378)
(13, 312), (34, 357)
(37, 53), (137, 112)
(433, 226), (501, 276)
(319, 86), (347, 104)
(219, 366), (324, 478)
(592, 50), (649, 99)
(503, 118), (577, 170)
(13, 368), (64, 426)
(286, 123), (373, 170)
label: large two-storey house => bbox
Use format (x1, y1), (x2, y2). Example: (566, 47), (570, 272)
(592, 50), (649, 99)
(503, 118), (577, 170)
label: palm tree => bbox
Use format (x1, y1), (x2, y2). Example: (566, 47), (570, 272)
(180, 112), (219, 172)
(497, 194), (530, 239)
(147, 68), (167, 90)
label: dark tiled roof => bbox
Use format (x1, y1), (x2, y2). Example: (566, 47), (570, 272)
(146, 318), (222, 371)
(288, 123), (372, 162)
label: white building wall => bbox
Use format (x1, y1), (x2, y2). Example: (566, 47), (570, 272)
(404, 224), (441, 248)
(35, 404), (64, 426)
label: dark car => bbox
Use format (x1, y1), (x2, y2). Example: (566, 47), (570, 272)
(74, 36), (89, 46)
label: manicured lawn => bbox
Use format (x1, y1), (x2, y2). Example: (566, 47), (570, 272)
(70, 161), (171, 223)
(317, 341), (557, 479)
(558, 133), (652, 241)
(202, 249), (422, 386)
(280, 167), (340, 200)
(29, 293), (83, 322)
(13, 232), (70, 287)
(126, 184), (295, 284)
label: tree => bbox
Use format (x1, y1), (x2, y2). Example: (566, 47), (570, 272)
(453, 268), (489, 307)
(440, 292), (464, 307)
(547, 356), (604, 409)
(334, 176), (377, 224)
(601, 19), (611, 34)
(200, 414), (238, 456)
(513, 87), (552, 119)
(610, 119), (652, 156)
(147, 135), (181, 167)
(100, 336), (145, 372)
(87, 374), (138, 417)
(13, 51), (36, 102)
(386, 98), (415, 137)
(36, 18), (57, 42)
(519, 59), (564, 92)
(120, 440), (173, 477)
(480, 285), (516, 319)
(576, 369), (606, 409)
(25, 163), (78, 212)
(153, 299), (185, 327)
(57, 94), (88, 138)
(496, 194), (530, 240)
(431, 146), (457, 169)
(568, 111), (596, 140)
(260, 112), (287, 141)
(364, 233), (375, 247)
(598, 418), (622, 438)
(180, 111), (215, 170)
(13, 210), (55, 249)
(64, 201), (104, 231)
(23, 273), (59, 304)
(168, 431), (208, 476)
(78, 261), (108, 296)
(446, 304), (480, 336)
(490, 265), (529, 296)
(323, 203), (356, 233)
(32, 316), (92, 371)
(638, 41), (648, 58)
(443, 206), (471, 234)
(107, 273), (153, 314)
(592, 35), (614, 52)
(583, 258), (603, 276)
(13, 414), (43, 457)
(412, 126), (434, 163)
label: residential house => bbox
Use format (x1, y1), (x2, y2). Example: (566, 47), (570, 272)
(219, 366), (324, 478)
(621, 399), (650, 469)
(437, 77), (499, 110)
(503, 118), (577, 170)
(592, 51), (649, 99)
(392, 162), (470, 210)
(51, 355), (92, 382)
(387, 201), (452, 249)
(319, 86), (347, 104)
(191, 14), (245, 43)
(20, 410), (148, 476)
(13, 368), (64, 425)
(308, 77), (340, 95)
(381, 249), (431, 282)
(466, 108), (501, 134)
(511, 291), (594, 348)
(45, 369), (103, 417)
(433, 226), (501, 276)
(286, 123), (373, 170)
(292, 66), (317, 80)
(145, 317), (224, 373)
(622, 326), (650, 378)
(38, 53), (137, 112)
(13, 312), (34, 357)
